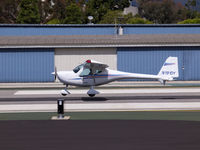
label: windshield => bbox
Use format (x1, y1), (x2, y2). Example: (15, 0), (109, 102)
(73, 64), (83, 73)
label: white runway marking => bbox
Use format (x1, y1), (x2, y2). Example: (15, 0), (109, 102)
(1, 102), (200, 113)
(15, 88), (200, 95)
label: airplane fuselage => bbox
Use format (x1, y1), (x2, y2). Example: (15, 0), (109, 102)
(54, 57), (178, 97)
(57, 69), (161, 87)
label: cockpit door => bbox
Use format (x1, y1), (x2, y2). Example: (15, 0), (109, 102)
(79, 68), (94, 85)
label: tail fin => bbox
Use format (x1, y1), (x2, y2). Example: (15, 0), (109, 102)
(158, 56), (179, 80)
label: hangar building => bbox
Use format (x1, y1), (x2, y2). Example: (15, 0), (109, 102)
(0, 24), (200, 82)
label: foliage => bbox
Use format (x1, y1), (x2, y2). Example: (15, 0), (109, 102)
(47, 18), (60, 24)
(100, 10), (152, 24)
(63, 2), (83, 24)
(138, 0), (187, 24)
(127, 17), (153, 24)
(85, 0), (109, 23)
(178, 18), (200, 24)
(100, 10), (123, 24)
(17, 0), (40, 24)
(52, 0), (67, 21)
(38, 0), (53, 24)
(109, 0), (130, 10)
(1, 0), (200, 24)
(85, 0), (130, 24)
(185, 0), (196, 10)
(0, 0), (20, 23)
(184, 0), (200, 19)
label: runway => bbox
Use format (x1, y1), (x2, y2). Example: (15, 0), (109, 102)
(1, 88), (200, 150)
(1, 88), (200, 112)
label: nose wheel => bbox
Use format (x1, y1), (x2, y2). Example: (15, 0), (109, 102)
(61, 85), (70, 96)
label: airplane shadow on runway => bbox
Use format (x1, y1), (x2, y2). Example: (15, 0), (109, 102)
(78, 95), (200, 101)
(81, 97), (108, 101)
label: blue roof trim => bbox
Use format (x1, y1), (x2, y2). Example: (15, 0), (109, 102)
(1, 24), (200, 28)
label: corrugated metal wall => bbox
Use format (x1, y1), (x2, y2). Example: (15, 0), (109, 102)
(117, 47), (200, 81)
(117, 47), (186, 81)
(55, 48), (117, 71)
(0, 48), (54, 82)
(183, 48), (200, 80)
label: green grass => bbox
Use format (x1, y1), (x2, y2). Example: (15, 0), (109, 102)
(1, 111), (200, 121)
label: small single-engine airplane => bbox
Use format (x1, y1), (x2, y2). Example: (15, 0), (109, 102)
(52, 56), (178, 97)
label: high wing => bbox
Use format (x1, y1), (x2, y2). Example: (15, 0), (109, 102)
(83, 59), (108, 74)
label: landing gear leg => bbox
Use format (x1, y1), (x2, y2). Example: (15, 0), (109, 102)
(61, 85), (70, 96)
(87, 86), (99, 97)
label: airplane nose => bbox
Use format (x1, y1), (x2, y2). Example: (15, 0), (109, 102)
(56, 71), (68, 83)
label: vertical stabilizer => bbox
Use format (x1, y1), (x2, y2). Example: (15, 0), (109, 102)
(158, 57), (179, 80)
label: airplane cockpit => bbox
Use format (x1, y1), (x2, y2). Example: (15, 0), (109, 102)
(73, 64), (83, 73)
(73, 64), (92, 76)
(73, 64), (103, 77)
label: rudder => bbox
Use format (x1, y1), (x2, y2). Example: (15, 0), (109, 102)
(158, 56), (179, 80)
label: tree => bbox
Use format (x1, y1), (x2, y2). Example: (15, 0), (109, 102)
(138, 0), (186, 24)
(185, 0), (200, 19)
(63, 1), (83, 24)
(38, 0), (67, 24)
(127, 17), (153, 24)
(100, 10), (123, 24)
(17, 0), (40, 24)
(41, 0), (85, 24)
(185, 0), (196, 10)
(85, 0), (109, 23)
(52, 0), (67, 22)
(109, 0), (130, 10)
(0, 0), (20, 23)
(100, 10), (152, 24)
(85, 0), (130, 24)
(39, 0), (54, 24)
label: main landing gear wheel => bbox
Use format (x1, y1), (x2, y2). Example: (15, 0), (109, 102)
(87, 86), (99, 97)
(88, 94), (95, 97)
(61, 93), (67, 96)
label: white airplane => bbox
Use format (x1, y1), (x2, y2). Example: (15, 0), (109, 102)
(52, 56), (179, 97)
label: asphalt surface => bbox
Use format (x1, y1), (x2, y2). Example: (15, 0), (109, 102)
(0, 120), (200, 150)
(1, 92), (200, 103)
(1, 89), (200, 149)
(1, 89), (200, 108)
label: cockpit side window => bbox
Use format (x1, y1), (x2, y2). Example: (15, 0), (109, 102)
(95, 70), (102, 74)
(80, 68), (92, 77)
(73, 64), (83, 73)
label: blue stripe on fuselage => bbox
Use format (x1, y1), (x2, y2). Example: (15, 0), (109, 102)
(72, 74), (127, 80)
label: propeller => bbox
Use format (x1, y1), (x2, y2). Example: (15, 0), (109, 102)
(52, 67), (57, 81)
